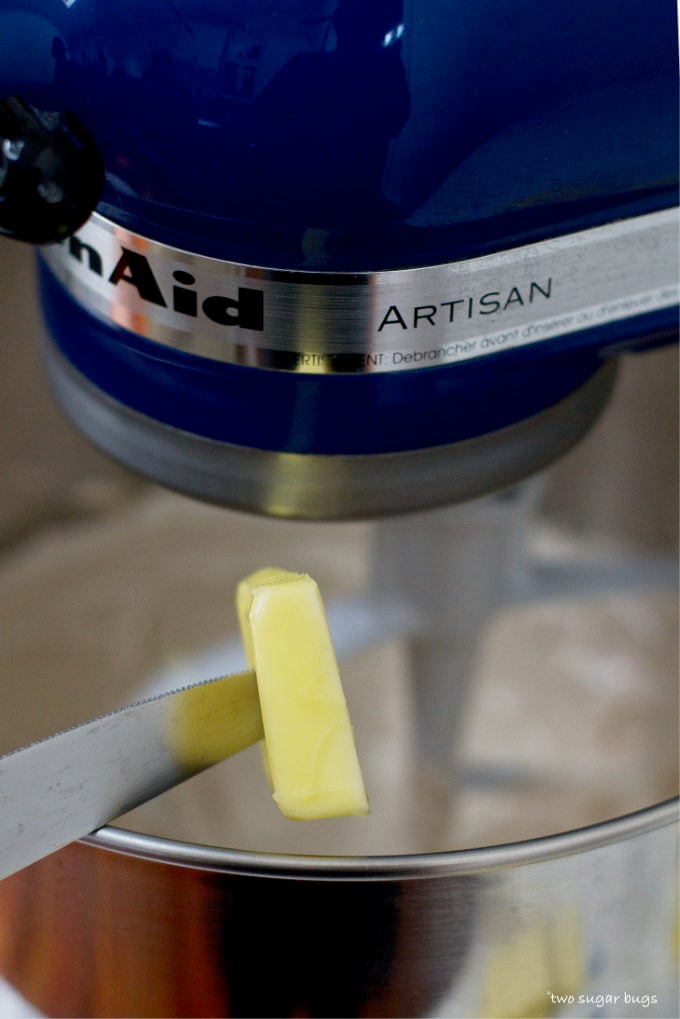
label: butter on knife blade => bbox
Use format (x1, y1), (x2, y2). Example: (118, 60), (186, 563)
(0, 567), (367, 881)
(237, 568), (369, 821)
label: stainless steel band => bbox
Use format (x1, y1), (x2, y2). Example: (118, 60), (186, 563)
(44, 335), (616, 519)
(40, 208), (679, 375)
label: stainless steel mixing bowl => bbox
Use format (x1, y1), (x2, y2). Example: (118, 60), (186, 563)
(0, 798), (676, 1018)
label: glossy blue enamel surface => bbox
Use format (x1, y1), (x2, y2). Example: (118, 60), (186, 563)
(2, 0), (678, 454)
(4, 0), (677, 269)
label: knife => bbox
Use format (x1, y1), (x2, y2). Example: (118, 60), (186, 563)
(0, 670), (263, 881)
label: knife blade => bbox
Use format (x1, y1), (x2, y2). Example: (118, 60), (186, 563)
(0, 669), (262, 881)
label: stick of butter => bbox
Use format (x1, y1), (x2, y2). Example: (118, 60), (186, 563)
(236, 567), (369, 821)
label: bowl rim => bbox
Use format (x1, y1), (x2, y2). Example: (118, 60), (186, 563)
(83, 795), (679, 882)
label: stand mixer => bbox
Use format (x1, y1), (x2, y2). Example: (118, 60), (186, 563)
(0, 2), (677, 1016)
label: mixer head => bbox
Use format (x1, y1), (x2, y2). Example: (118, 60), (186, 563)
(1, 0), (677, 518)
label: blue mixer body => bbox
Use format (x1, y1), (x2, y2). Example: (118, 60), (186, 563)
(1, 0), (678, 497)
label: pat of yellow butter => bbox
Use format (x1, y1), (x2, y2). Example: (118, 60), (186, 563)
(482, 913), (584, 1018)
(237, 567), (369, 821)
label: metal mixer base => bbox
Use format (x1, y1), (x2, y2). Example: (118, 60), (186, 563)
(43, 336), (616, 519)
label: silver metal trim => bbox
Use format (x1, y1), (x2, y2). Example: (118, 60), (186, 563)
(40, 208), (679, 374)
(43, 336), (616, 518)
(84, 797), (679, 881)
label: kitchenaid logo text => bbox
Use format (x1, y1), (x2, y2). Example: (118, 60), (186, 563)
(45, 208), (678, 374)
(378, 279), (553, 332)
(377, 279), (554, 366)
(62, 235), (264, 332)
(61, 233), (554, 344)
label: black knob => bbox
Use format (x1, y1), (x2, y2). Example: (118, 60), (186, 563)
(0, 96), (104, 244)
